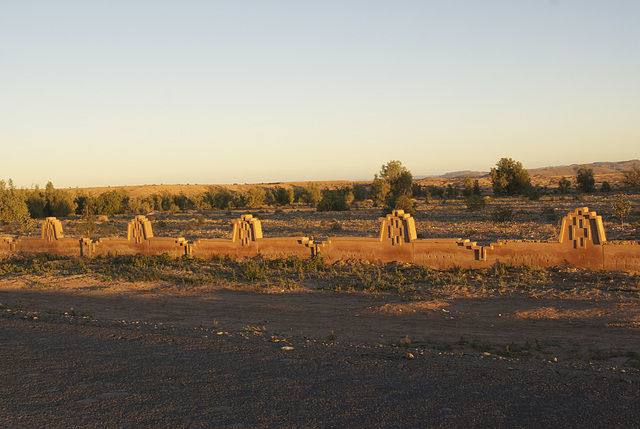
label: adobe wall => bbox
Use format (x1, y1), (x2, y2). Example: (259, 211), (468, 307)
(602, 242), (640, 272)
(190, 215), (261, 259)
(89, 216), (188, 258)
(1, 208), (639, 273)
(11, 218), (84, 258)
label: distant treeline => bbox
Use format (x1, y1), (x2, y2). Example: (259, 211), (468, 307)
(0, 180), (375, 221)
(4, 163), (637, 224)
(0, 179), (479, 222)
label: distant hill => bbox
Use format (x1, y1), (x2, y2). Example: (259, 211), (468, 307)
(434, 159), (640, 179)
(438, 170), (488, 179)
(65, 160), (639, 198)
(529, 159), (640, 177)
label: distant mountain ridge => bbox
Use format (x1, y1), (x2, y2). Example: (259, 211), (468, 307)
(432, 159), (640, 179)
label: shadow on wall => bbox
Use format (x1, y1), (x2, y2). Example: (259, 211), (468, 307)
(1, 208), (639, 273)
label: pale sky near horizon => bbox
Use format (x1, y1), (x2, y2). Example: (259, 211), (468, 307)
(1, 1), (639, 189)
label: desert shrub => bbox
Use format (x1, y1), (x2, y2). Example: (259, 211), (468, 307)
(491, 206), (514, 223)
(411, 183), (426, 198)
(445, 184), (459, 199)
(426, 185), (444, 199)
(558, 177), (572, 194)
(611, 194), (632, 226)
(473, 179), (481, 196)
(522, 185), (542, 201)
(240, 260), (267, 281)
(128, 197), (153, 214)
(317, 190), (348, 212)
(384, 195), (416, 215)
(542, 207), (558, 222)
(623, 166), (640, 190)
(206, 187), (234, 210)
(462, 177), (473, 197)
(576, 165), (596, 193)
(352, 184), (367, 201)
(172, 192), (195, 211)
(466, 195), (486, 211)
(93, 190), (127, 216)
(329, 219), (342, 233)
(340, 187), (355, 206)
(490, 158), (531, 195)
(462, 177), (481, 198)
(600, 181), (612, 192)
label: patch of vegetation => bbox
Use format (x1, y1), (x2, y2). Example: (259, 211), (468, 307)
(576, 165), (596, 193)
(241, 325), (267, 333)
(397, 335), (412, 348)
(491, 206), (514, 223)
(471, 339), (492, 353)
(498, 342), (533, 358)
(2, 252), (639, 295)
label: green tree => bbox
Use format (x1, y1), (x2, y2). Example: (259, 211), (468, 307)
(490, 158), (531, 195)
(243, 187), (266, 208)
(379, 160), (413, 197)
(41, 181), (77, 217)
(302, 182), (323, 206)
(93, 190), (127, 215)
(374, 160), (414, 214)
(0, 180), (30, 223)
(275, 187), (294, 206)
(128, 197), (153, 214)
(26, 192), (47, 218)
(352, 184), (367, 201)
(370, 176), (391, 204)
(49, 190), (77, 217)
(576, 165), (595, 193)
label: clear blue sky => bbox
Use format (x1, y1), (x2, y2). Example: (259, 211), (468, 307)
(1, 1), (638, 188)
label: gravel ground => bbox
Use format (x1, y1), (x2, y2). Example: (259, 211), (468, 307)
(2, 311), (639, 428)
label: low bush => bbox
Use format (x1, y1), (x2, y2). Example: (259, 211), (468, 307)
(490, 206), (513, 223)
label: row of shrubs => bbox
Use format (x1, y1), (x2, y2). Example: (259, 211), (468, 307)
(1, 178), (635, 223)
(0, 179), (482, 221)
(0, 180), (372, 220)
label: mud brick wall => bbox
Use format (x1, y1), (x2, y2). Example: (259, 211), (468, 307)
(1, 208), (639, 273)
